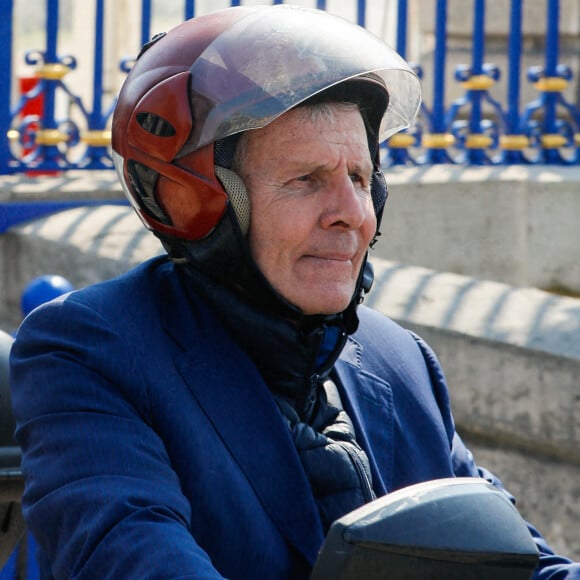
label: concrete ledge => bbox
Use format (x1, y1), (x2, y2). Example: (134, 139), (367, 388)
(0, 205), (162, 327)
(364, 257), (580, 559)
(0, 170), (122, 201)
(2, 164), (578, 289)
(379, 164), (580, 295)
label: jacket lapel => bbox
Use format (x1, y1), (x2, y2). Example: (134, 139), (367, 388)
(159, 268), (324, 565)
(335, 337), (394, 496)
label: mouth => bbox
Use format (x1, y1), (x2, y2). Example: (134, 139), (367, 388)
(305, 253), (354, 263)
(301, 253), (357, 273)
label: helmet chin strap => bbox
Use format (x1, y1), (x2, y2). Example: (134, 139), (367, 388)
(360, 259), (374, 297)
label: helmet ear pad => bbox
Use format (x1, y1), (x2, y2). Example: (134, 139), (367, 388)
(215, 166), (251, 236)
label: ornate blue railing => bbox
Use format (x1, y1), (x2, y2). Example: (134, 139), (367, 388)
(0, 0), (579, 175)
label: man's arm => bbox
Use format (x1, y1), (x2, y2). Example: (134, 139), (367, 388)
(451, 434), (580, 578)
(10, 299), (224, 579)
(412, 332), (580, 578)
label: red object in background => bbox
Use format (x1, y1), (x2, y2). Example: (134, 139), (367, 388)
(19, 76), (43, 157)
(20, 76), (43, 119)
(18, 75), (60, 176)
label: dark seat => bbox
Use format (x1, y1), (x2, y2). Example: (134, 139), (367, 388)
(0, 330), (21, 475)
(0, 329), (25, 568)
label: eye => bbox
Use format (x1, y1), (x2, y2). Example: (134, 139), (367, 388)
(350, 172), (371, 190)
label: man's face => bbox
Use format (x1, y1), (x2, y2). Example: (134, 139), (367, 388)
(237, 105), (377, 316)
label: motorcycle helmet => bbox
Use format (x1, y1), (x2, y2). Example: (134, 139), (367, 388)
(112, 5), (421, 323)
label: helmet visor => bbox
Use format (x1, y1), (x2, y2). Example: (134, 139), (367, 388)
(186, 5), (421, 152)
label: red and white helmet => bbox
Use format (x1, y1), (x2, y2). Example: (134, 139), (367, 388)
(112, 5), (420, 245)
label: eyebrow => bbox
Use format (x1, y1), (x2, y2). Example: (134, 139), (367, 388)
(349, 161), (373, 176)
(281, 156), (373, 176)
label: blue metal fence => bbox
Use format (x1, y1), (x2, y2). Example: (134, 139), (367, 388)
(0, 0), (579, 175)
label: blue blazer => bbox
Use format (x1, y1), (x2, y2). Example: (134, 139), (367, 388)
(10, 257), (577, 579)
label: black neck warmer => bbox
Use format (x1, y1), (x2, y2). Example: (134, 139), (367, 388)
(180, 264), (348, 415)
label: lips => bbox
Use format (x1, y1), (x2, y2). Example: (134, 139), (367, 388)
(303, 242), (358, 262)
(300, 253), (359, 276)
(303, 250), (356, 264)
(309, 256), (353, 264)
(307, 239), (362, 261)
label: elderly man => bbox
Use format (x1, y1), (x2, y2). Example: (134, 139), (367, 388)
(10, 5), (579, 578)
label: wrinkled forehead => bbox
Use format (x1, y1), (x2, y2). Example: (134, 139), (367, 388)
(235, 104), (372, 175)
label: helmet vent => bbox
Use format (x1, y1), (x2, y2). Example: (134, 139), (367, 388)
(136, 112), (176, 137)
(127, 160), (171, 225)
(215, 166), (250, 235)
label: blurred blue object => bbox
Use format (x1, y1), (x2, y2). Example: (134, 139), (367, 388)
(20, 274), (74, 317)
(0, 534), (39, 580)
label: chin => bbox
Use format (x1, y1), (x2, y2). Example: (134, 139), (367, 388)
(299, 296), (353, 317)
(286, 282), (356, 316)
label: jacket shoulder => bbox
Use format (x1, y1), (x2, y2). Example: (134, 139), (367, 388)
(348, 305), (424, 369)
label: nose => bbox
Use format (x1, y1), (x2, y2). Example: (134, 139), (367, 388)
(319, 173), (373, 231)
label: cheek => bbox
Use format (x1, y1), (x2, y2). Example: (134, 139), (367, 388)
(248, 202), (311, 280)
(248, 206), (287, 265)
(362, 208), (378, 245)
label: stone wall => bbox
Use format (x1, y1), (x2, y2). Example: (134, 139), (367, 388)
(378, 164), (580, 296)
